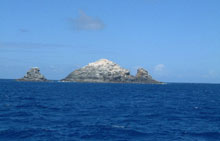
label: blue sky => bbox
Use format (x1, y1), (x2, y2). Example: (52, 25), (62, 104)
(0, 0), (220, 83)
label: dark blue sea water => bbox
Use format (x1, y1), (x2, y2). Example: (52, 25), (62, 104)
(0, 79), (220, 141)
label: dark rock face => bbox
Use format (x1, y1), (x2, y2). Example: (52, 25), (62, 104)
(135, 68), (159, 83)
(62, 59), (161, 84)
(17, 67), (47, 82)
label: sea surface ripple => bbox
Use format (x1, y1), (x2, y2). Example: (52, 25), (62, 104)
(0, 79), (220, 140)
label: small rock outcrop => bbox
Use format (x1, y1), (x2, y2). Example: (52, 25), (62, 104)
(61, 59), (161, 84)
(135, 68), (159, 83)
(17, 67), (47, 81)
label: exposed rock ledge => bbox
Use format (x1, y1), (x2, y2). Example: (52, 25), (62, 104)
(61, 59), (162, 84)
(17, 67), (48, 82)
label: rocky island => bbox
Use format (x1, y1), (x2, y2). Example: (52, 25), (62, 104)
(17, 67), (48, 82)
(61, 59), (161, 84)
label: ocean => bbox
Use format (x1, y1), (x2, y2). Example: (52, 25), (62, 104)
(0, 79), (220, 141)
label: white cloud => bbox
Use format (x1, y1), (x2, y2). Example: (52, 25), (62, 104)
(203, 70), (219, 78)
(70, 10), (105, 31)
(154, 64), (165, 72)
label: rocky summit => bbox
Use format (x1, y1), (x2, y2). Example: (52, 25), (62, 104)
(17, 67), (48, 81)
(61, 59), (161, 84)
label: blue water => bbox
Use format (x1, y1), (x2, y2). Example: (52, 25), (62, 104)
(0, 80), (220, 141)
